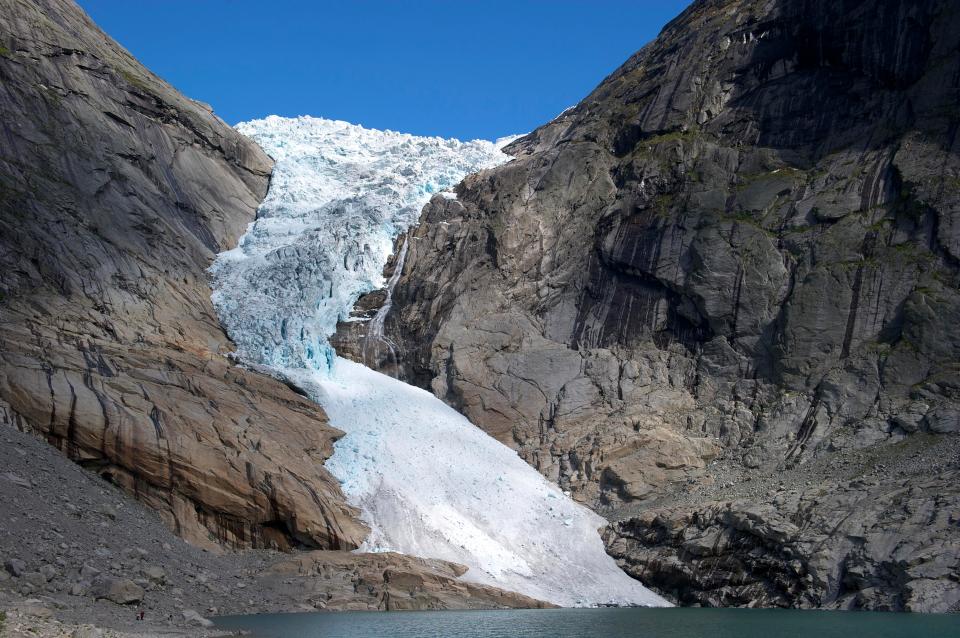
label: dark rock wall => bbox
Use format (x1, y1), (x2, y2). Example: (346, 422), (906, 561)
(605, 435), (960, 611)
(0, 0), (365, 551)
(339, 0), (960, 610)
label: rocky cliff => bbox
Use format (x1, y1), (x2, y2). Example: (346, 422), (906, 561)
(339, 0), (960, 611)
(0, 0), (365, 551)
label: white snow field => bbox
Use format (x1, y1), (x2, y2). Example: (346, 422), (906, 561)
(210, 115), (668, 608)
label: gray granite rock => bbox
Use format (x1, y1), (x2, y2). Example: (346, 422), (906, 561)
(4, 558), (26, 578)
(334, 0), (960, 611)
(606, 467), (960, 612)
(89, 577), (144, 605)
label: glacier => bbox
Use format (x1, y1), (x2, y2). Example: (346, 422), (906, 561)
(210, 115), (668, 608)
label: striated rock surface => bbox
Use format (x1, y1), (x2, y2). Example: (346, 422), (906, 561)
(338, 0), (960, 610)
(0, 0), (364, 551)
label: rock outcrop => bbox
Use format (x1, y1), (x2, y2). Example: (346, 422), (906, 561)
(608, 472), (960, 613)
(338, 0), (960, 610)
(606, 434), (960, 611)
(262, 552), (551, 612)
(0, 0), (365, 551)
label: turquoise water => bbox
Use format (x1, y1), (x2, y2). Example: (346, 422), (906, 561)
(215, 607), (960, 638)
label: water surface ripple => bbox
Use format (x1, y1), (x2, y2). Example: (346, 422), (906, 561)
(216, 607), (960, 638)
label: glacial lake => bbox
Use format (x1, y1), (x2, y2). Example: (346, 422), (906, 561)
(215, 607), (960, 637)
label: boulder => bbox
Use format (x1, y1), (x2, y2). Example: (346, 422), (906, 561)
(4, 558), (26, 577)
(181, 609), (214, 628)
(89, 577), (145, 605)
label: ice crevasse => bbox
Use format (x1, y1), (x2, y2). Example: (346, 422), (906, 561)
(210, 115), (669, 608)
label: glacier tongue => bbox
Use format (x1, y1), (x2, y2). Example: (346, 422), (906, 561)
(311, 357), (668, 607)
(210, 115), (668, 607)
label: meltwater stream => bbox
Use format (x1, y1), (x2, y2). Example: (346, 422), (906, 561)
(210, 115), (667, 607)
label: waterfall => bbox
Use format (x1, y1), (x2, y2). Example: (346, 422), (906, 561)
(361, 237), (408, 374)
(209, 115), (668, 608)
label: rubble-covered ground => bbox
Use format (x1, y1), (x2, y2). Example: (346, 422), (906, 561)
(0, 424), (546, 637)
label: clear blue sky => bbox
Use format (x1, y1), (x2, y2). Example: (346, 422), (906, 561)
(77, 1), (691, 140)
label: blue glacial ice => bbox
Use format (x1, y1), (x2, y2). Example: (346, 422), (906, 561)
(210, 115), (668, 608)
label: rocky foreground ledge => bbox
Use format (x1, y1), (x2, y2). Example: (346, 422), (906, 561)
(0, 425), (547, 637)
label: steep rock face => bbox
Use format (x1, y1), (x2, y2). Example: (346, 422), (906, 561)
(0, 0), (365, 551)
(339, 0), (960, 609)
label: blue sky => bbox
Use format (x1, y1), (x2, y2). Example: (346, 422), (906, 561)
(77, 1), (691, 140)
